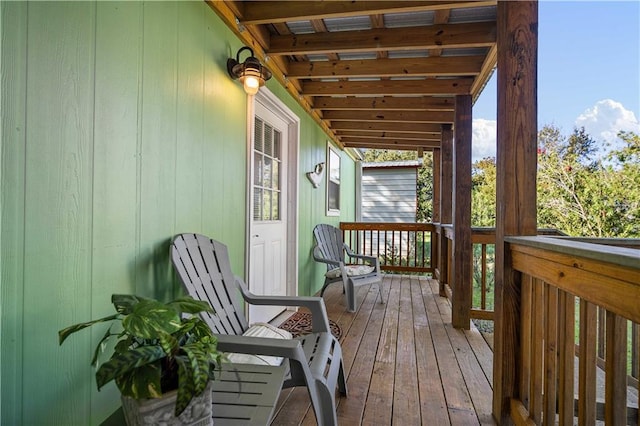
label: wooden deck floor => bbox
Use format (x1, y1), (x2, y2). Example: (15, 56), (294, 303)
(270, 275), (496, 425)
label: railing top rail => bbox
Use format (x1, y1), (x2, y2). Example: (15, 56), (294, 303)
(470, 227), (497, 236)
(505, 236), (640, 270)
(340, 222), (436, 232)
(551, 236), (640, 248)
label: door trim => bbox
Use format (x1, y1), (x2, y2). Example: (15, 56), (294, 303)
(246, 89), (300, 301)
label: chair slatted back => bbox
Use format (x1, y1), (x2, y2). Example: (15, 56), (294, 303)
(313, 224), (345, 270)
(171, 233), (249, 336)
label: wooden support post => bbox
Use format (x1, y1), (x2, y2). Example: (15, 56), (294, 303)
(433, 148), (441, 224)
(493, 1), (539, 424)
(452, 95), (472, 329)
(432, 148), (441, 278)
(439, 124), (453, 297)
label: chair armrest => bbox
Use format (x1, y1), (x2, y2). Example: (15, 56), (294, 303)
(235, 277), (331, 333)
(215, 334), (307, 361)
(312, 245), (341, 268)
(344, 244), (379, 265)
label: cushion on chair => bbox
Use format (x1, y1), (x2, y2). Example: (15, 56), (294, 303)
(325, 264), (375, 279)
(225, 323), (293, 366)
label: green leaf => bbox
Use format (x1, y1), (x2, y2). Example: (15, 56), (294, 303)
(174, 357), (196, 416)
(111, 294), (152, 315)
(112, 294), (140, 314)
(114, 336), (134, 354)
(159, 333), (178, 356)
(168, 297), (214, 315)
(96, 345), (166, 390)
(91, 325), (114, 366)
(115, 362), (162, 399)
(186, 318), (216, 341)
(58, 314), (120, 345)
(181, 345), (209, 396)
(122, 300), (181, 339)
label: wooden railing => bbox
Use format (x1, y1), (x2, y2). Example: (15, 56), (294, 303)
(339, 222), (435, 274)
(465, 228), (565, 321)
(435, 225), (496, 319)
(505, 236), (640, 425)
(340, 221), (640, 419)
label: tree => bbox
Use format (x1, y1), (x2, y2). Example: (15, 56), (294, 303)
(471, 157), (497, 227)
(599, 131), (640, 237)
(537, 126), (640, 237)
(361, 130), (640, 238)
(537, 125), (601, 235)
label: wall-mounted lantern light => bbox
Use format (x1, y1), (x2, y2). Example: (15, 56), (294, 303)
(227, 46), (272, 96)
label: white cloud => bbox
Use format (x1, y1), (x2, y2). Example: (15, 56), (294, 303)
(468, 100), (638, 164)
(472, 118), (497, 162)
(575, 99), (640, 152)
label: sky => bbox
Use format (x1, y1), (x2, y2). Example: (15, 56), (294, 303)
(471, 1), (640, 162)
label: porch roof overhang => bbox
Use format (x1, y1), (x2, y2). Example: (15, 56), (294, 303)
(207, 0), (497, 152)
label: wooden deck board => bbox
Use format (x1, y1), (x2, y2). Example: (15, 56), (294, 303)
(424, 279), (480, 425)
(429, 280), (495, 424)
(411, 275), (451, 425)
(361, 274), (400, 425)
(271, 275), (495, 426)
(392, 276), (421, 424)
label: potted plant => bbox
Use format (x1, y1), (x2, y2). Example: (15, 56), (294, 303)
(59, 294), (222, 426)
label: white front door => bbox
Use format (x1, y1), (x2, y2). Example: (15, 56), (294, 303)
(248, 102), (288, 323)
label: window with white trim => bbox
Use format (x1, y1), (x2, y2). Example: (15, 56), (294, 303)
(326, 143), (340, 215)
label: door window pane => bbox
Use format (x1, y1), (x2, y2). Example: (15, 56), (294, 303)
(253, 117), (282, 221)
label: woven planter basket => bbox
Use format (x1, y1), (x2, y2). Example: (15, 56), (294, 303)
(121, 381), (213, 426)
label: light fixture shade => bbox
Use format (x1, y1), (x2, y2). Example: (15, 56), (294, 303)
(227, 47), (272, 95)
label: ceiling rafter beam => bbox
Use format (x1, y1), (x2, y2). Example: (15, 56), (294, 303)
(313, 96), (455, 111)
(330, 121), (443, 134)
(303, 78), (473, 96)
(336, 131), (442, 141)
(471, 44), (497, 100)
(268, 21), (496, 56)
(288, 55), (485, 79)
(324, 110), (455, 123)
(341, 137), (440, 149)
(429, 9), (452, 57)
(345, 143), (435, 152)
(239, 1), (496, 25)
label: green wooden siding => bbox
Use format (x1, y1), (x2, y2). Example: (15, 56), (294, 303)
(0, 2), (355, 425)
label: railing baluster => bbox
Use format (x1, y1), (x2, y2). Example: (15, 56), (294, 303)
(399, 230), (403, 267)
(543, 284), (558, 424)
(605, 312), (627, 425)
(557, 290), (575, 426)
(481, 243), (487, 311)
(425, 229), (429, 269)
(530, 278), (545, 423)
(632, 322), (639, 379)
(412, 230), (417, 268)
(637, 322), (640, 426)
(520, 274), (533, 409)
(578, 299), (597, 425)
(391, 230), (396, 266)
(597, 306), (606, 360)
